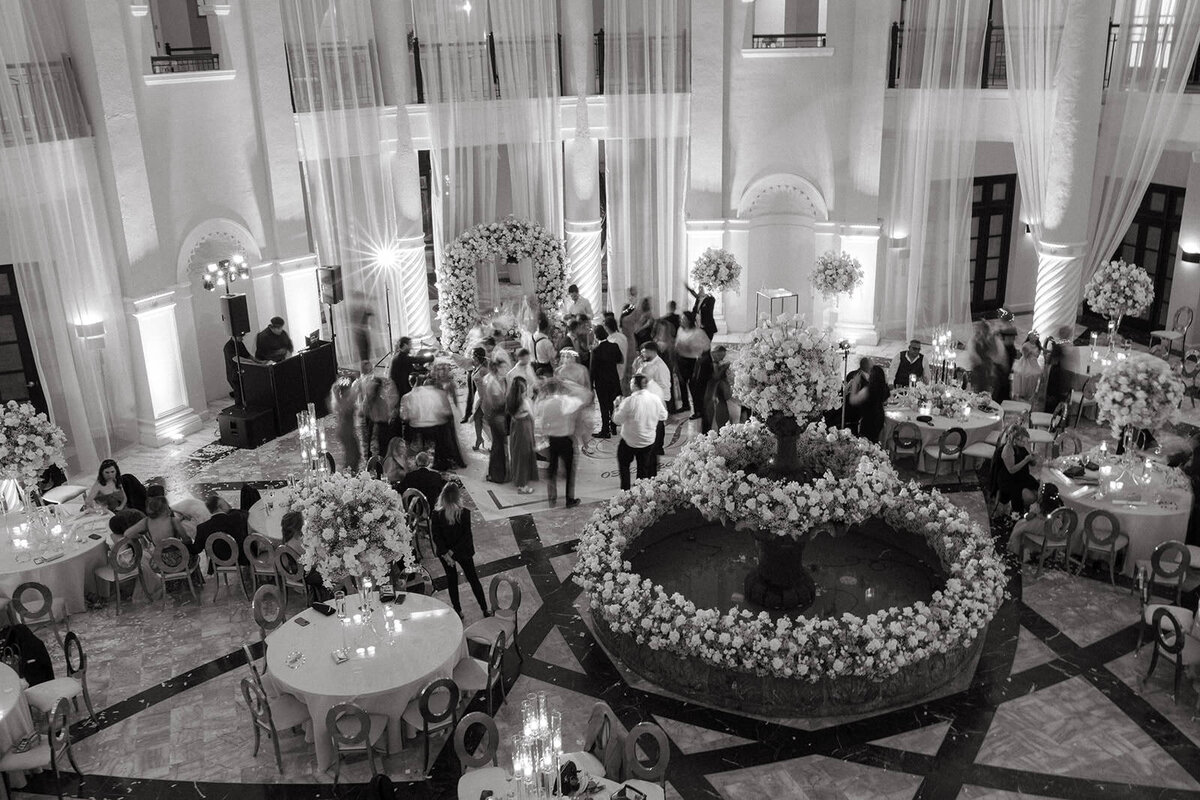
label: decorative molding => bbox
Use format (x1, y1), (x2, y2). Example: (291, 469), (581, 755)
(737, 173), (829, 221)
(741, 47), (836, 60)
(277, 254), (320, 274)
(126, 290), (177, 317)
(814, 221), (882, 239)
(129, 4), (150, 17)
(144, 70), (236, 87)
(177, 219), (260, 283)
(209, 3), (232, 16)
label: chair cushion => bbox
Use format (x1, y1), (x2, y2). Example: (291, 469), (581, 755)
(922, 446), (959, 460)
(1029, 412), (1053, 427)
(24, 677), (83, 712)
(1001, 400), (1031, 414)
(465, 616), (517, 646)
(269, 693), (310, 731)
(962, 443), (995, 460)
(623, 779), (666, 800)
(1084, 534), (1129, 553)
(40, 485), (87, 504)
(457, 766), (510, 800)
(1182, 633), (1200, 666)
(401, 692), (457, 738)
(453, 656), (491, 692)
(1153, 330), (1184, 341)
(1026, 430), (1054, 443)
(1144, 604), (1194, 632)
(0, 741), (51, 771)
(1020, 532), (1067, 550)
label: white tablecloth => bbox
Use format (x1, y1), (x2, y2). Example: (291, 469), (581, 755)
(459, 768), (623, 800)
(247, 495), (285, 541)
(0, 507), (109, 615)
(882, 406), (1004, 472)
(265, 592), (467, 772)
(1063, 346), (1169, 380)
(0, 664), (33, 755)
(1043, 462), (1192, 576)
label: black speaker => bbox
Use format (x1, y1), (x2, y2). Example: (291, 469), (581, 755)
(218, 405), (275, 449)
(220, 293), (251, 337)
(318, 265), (344, 305)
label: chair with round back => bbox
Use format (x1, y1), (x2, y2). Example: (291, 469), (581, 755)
(1151, 305), (1194, 361)
(1142, 607), (1200, 703)
(323, 452), (337, 473)
(1051, 431), (1083, 459)
(24, 631), (96, 726)
(401, 489), (433, 560)
(0, 696), (81, 800)
(1027, 402), (1066, 454)
(206, 531), (247, 603)
(252, 584), (286, 640)
(621, 721), (670, 799)
(366, 455), (383, 480)
(465, 576), (524, 661)
(273, 546), (309, 610)
(326, 702), (389, 787)
(453, 711), (506, 799)
(11, 581), (68, 647)
(1020, 507), (1078, 576)
(1029, 400), (1066, 430)
(1136, 540), (1196, 606)
(888, 421), (923, 467)
(563, 700), (624, 780)
(453, 630), (507, 716)
(1135, 572), (1195, 657)
(401, 677), (460, 778)
(240, 677), (286, 773)
(1072, 509), (1129, 585)
(93, 537), (150, 616)
(922, 427), (966, 482)
(150, 537), (199, 606)
(396, 566), (434, 596)
(244, 533), (279, 594)
(1181, 350), (1200, 408)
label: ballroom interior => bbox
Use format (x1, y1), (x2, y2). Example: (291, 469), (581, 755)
(4, 0), (1200, 798)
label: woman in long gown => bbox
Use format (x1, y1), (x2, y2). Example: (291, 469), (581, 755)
(507, 376), (537, 494)
(481, 359), (509, 483)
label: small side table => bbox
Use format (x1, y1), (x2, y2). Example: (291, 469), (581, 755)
(755, 289), (800, 322)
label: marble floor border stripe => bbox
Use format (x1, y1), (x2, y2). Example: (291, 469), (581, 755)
(962, 763), (1200, 800)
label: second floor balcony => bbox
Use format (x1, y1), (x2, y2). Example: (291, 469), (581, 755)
(1, 56), (90, 147)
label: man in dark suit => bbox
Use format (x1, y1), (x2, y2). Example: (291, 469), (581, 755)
(399, 451), (447, 507)
(189, 495), (250, 566)
(687, 283), (717, 340)
(590, 324), (623, 438)
(388, 337), (434, 404)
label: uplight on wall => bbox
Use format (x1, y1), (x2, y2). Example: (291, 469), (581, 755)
(1182, 250), (1200, 264)
(73, 320), (106, 350)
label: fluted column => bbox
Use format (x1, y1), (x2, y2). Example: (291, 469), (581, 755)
(392, 234), (432, 343)
(564, 133), (602, 314)
(565, 220), (603, 316)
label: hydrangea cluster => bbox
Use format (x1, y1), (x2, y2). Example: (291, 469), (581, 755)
(438, 216), (568, 353)
(812, 250), (864, 299)
(574, 453), (1006, 682)
(1094, 353), (1184, 436)
(669, 419), (900, 538)
(1084, 259), (1154, 321)
(0, 400), (66, 486)
(691, 247), (742, 293)
(732, 315), (842, 421)
(276, 472), (417, 587)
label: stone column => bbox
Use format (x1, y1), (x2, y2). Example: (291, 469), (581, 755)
(564, 132), (603, 315)
(126, 291), (203, 445)
(1031, 0), (1110, 339)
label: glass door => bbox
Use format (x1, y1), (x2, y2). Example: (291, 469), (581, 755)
(0, 265), (48, 413)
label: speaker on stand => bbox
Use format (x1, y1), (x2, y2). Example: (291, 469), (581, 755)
(220, 293), (251, 407)
(317, 265), (342, 367)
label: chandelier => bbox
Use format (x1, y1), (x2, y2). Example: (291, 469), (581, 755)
(202, 254), (248, 292)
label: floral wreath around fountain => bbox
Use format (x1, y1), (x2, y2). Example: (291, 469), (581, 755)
(575, 430), (1007, 682)
(437, 216), (569, 353)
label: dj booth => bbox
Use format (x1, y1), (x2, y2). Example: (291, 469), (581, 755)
(218, 340), (338, 449)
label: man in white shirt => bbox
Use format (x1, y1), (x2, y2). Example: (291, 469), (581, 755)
(612, 375), (668, 489)
(400, 378), (456, 468)
(507, 349), (538, 390)
(632, 342), (671, 456)
(603, 315), (628, 367)
(564, 284), (594, 320)
(536, 381), (584, 507)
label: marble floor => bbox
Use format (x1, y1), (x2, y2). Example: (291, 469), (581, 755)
(12, 382), (1200, 800)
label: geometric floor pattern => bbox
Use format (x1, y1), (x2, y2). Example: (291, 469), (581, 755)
(13, 407), (1200, 800)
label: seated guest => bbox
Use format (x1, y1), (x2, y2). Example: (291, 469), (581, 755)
(126, 496), (195, 550)
(892, 340), (926, 387)
(382, 437), (410, 486)
(994, 425), (1039, 513)
(189, 495), (250, 565)
(0, 624), (55, 686)
(108, 508), (146, 540)
(399, 451), (447, 508)
(107, 508), (164, 598)
(254, 316), (294, 362)
(85, 458), (127, 512)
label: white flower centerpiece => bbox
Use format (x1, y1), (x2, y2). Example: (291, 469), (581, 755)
(1084, 259), (1154, 341)
(812, 250), (865, 300)
(727, 315), (900, 608)
(1094, 353), (1184, 451)
(0, 400), (67, 499)
(691, 247), (742, 293)
(895, 383), (992, 418)
(276, 472), (417, 592)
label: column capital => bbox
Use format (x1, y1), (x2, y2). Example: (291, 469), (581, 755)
(126, 289), (179, 318)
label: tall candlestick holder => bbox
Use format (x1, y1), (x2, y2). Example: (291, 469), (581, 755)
(513, 692), (562, 798)
(931, 326), (956, 384)
(296, 402), (329, 472)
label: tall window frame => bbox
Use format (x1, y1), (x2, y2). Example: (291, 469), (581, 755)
(969, 174), (1016, 316)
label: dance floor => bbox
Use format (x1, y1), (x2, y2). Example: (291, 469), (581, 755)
(15, 377), (1200, 800)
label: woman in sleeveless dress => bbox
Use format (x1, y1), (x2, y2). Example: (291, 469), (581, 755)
(507, 376), (537, 494)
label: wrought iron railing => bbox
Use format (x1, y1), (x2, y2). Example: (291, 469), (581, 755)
(750, 33), (827, 49)
(593, 30), (690, 95)
(151, 45), (220, 75)
(1, 56), (90, 146)
(284, 42), (381, 112)
(409, 33), (563, 103)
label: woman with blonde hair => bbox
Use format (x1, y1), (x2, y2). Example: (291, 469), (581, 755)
(995, 423), (1039, 512)
(381, 437), (409, 486)
(431, 482), (489, 617)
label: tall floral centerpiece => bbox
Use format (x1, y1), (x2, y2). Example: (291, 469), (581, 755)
(812, 250), (864, 330)
(691, 247), (742, 293)
(1093, 353), (1184, 453)
(277, 472), (417, 589)
(729, 315), (899, 608)
(0, 401), (67, 504)
(1084, 259), (1153, 344)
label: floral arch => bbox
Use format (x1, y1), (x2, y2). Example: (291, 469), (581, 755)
(437, 217), (569, 353)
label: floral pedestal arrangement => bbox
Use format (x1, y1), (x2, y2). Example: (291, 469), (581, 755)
(1085, 259), (1153, 346)
(1094, 354), (1183, 455)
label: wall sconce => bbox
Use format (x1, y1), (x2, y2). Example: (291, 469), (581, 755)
(74, 321), (106, 351)
(1024, 223), (1032, 235)
(889, 235), (909, 248)
(203, 254), (248, 291)
(1182, 250), (1200, 264)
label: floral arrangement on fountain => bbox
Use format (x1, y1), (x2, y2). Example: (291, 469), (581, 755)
(0, 401), (66, 487)
(575, 474), (1005, 682)
(1093, 352), (1184, 437)
(1084, 259), (1154, 329)
(437, 216), (568, 353)
(731, 314), (843, 421)
(276, 472), (417, 587)
(691, 247), (742, 293)
(895, 383), (992, 415)
(812, 250), (864, 299)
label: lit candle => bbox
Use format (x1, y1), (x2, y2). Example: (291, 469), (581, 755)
(352, 613), (362, 625)
(366, 645), (376, 657)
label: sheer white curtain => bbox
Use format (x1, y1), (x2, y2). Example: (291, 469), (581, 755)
(882, 0), (989, 341)
(0, 0), (136, 473)
(284, 0), (413, 365)
(414, 0), (500, 322)
(603, 0), (690, 316)
(1082, 0), (1200, 284)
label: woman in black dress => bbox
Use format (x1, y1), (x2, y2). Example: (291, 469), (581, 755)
(848, 361), (890, 442)
(431, 483), (489, 617)
(996, 424), (1039, 512)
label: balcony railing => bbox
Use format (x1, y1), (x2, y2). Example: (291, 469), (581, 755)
(285, 42), (381, 113)
(593, 30), (690, 95)
(150, 45), (220, 75)
(1, 56), (90, 146)
(889, 20), (1200, 92)
(409, 33), (564, 104)
(750, 33), (827, 49)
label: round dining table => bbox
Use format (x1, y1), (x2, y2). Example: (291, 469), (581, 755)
(0, 506), (109, 615)
(247, 494), (286, 541)
(0, 662), (34, 788)
(1041, 458), (1192, 576)
(265, 592), (467, 772)
(882, 403), (1004, 472)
